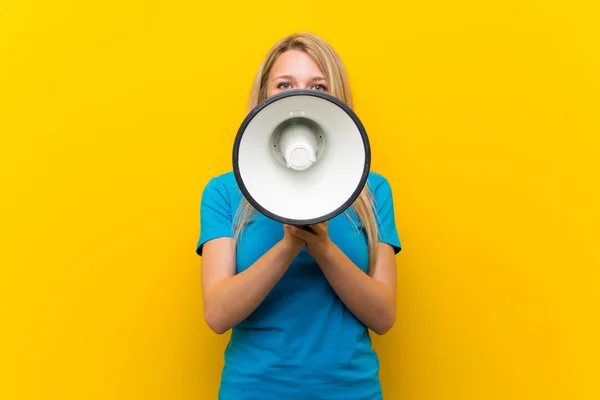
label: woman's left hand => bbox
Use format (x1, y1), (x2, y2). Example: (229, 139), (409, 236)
(285, 222), (332, 259)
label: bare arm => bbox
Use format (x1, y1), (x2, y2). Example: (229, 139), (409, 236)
(201, 232), (303, 334)
(286, 224), (397, 335)
(312, 241), (397, 335)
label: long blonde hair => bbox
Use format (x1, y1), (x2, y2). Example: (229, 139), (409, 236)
(233, 32), (380, 267)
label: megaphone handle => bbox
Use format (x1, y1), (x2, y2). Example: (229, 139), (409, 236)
(296, 225), (316, 234)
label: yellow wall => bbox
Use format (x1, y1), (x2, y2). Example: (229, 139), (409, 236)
(1, 1), (598, 399)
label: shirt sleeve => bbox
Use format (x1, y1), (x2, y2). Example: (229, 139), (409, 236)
(196, 177), (234, 256)
(372, 176), (402, 254)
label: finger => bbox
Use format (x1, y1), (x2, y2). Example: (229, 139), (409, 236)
(308, 223), (327, 235)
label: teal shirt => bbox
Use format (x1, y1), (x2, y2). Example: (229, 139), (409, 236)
(196, 170), (401, 399)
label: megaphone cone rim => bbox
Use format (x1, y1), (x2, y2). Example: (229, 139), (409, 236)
(232, 89), (371, 226)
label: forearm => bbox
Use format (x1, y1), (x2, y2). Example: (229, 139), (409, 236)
(204, 240), (301, 334)
(313, 242), (396, 335)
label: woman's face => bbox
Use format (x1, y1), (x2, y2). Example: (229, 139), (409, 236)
(266, 50), (329, 97)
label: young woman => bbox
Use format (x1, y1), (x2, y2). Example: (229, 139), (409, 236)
(196, 32), (402, 400)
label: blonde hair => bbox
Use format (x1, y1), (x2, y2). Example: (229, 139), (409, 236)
(233, 32), (380, 268)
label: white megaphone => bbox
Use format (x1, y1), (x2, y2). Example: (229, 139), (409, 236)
(232, 89), (370, 229)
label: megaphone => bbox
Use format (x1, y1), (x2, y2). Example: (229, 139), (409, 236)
(232, 89), (370, 227)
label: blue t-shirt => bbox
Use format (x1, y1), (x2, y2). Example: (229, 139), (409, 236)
(196, 170), (401, 400)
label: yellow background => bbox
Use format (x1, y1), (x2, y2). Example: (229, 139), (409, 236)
(1, 1), (599, 399)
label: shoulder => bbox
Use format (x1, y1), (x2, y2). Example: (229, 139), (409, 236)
(366, 171), (398, 213)
(203, 170), (238, 193)
(367, 170), (393, 193)
(201, 170), (242, 204)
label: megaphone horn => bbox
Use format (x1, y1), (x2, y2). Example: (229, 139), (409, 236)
(232, 89), (371, 226)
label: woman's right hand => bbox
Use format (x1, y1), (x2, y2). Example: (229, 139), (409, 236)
(202, 226), (305, 334)
(282, 224), (305, 253)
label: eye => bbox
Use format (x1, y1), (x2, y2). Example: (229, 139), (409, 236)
(277, 82), (292, 90)
(312, 84), (327, 91)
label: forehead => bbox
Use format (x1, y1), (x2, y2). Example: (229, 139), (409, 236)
(270, 50), (325, 78)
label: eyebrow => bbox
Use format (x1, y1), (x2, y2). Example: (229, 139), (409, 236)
(272, 74), (327, 81)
